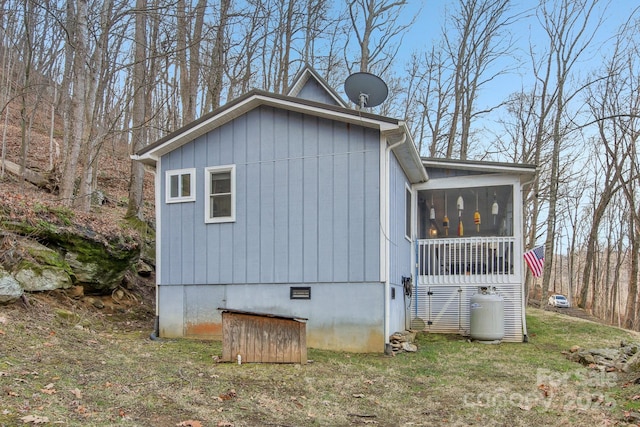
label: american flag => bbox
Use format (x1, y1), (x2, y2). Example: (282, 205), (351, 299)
(523, 245), (545, 277)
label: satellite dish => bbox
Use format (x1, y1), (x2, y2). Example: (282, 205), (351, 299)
(344, 72), (388, 109)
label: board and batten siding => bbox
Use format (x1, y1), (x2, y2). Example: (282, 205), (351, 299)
(160, 105), (381, 288)
(158, 105), (385, 350)
(296, 79), (340, 106)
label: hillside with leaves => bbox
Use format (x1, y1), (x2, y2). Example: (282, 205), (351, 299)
(3, 303), (640, 426)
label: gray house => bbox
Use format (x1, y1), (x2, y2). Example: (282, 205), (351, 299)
(133, 66), (534, 353)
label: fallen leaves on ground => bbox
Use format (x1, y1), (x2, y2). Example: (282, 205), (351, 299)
(177, 420), (203, 427)
(20, 415), (50, 424)
(537, 383), (552, 398)
(290, 396), (303, 408)
(218, 389), (237, 401)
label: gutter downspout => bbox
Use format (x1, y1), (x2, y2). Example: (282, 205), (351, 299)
(520, 173), (537, 343)
(383, 131), (407, 355)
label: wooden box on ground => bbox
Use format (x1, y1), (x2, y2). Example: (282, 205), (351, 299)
(219, 309), (308, 364)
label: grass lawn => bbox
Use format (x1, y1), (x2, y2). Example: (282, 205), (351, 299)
(1, 297), (640, 427)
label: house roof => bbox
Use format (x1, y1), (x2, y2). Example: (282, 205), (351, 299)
(133, 88), (428, 184)
(421, 157), (537, 182)
(287, 65), (348, 107)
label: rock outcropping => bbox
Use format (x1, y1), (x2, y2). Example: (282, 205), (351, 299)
(0, 198), (148, 304)
(566, 341), (640, 373)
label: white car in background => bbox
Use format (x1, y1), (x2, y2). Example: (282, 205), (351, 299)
(548, 294), (569, 308)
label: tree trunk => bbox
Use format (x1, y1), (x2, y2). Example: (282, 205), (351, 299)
(75, 0), (112, 211)
(125, 0), (148, 220)
(206, 0), (230, 110)
(60, 0), (89, 206)
(19, 0), (34, 189)
(623, 217), (639, 330)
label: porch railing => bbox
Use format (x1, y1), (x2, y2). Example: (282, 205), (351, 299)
(417, 236), (517, 285)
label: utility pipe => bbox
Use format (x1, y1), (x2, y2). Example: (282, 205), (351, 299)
(148, 163), (162, 341)
(383, 130), (407, 354)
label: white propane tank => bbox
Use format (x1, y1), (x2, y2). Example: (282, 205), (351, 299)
(470, 287), (504, 343)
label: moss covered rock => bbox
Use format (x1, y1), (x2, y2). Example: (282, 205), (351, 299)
(64, 249), (134, 294)
(14, 262), (73, 291)
(0, 266), (23, 304)
(7, 239), (74, 292)
(1, 202), (142, 295)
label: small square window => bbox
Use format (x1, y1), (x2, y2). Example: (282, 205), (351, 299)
(166, 169), (196, 203)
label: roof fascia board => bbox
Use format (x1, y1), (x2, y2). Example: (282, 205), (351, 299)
(397, 122), (428, 183)
(262, 95), (397, 130)
(382, 123), (428, 184)
(414, 173), (518, 191)
(422, 158), (536, 176)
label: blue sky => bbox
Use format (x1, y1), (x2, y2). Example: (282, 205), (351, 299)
(394, 0), (639, 115)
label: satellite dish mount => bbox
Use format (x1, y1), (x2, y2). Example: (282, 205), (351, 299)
(357, 93), (369, 109)
(344, 72), (388, 109)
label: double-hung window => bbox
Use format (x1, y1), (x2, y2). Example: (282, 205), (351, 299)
(166, 168), (196, 203)
(205, 165), (235, 223)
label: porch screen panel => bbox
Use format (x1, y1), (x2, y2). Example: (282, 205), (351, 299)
(417, 237), (516, 285)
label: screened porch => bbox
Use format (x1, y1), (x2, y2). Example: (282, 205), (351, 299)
(415, 183), (520, 286)
(407, 160), (534, 342)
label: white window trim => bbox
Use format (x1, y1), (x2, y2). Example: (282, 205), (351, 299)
(204, 164), (236, 223)
(405, 184), (412, 241)
(165, 168), (196, 203)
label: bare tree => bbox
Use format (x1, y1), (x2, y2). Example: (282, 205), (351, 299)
(176, 0), (206, 123)
(619, 79), (640, 328)
(344, 0), (413, 75)
(18, 0), (35, 185)
(622, 173), (640, 329)
(75, 0), (116, 211)
(301, 0), (332, 67)
(0, 0), (20, 179)
(203, 0), (231, 111)
(526, 0), (603, 305)
(125, 0), (149, 220)
(60, 0), (89, 205)
(577, 12), (638, 311)
(407, 47), (453, 157)
(442, 0), (516, 159)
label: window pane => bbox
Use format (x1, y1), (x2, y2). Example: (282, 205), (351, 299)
(181, 174), (191, 197)
(170, 175), (179, 198)
(210, 194), (231, 217)
(211, 172), (231, 194)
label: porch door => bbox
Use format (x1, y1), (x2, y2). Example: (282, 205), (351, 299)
(412, 285), (470, 334)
